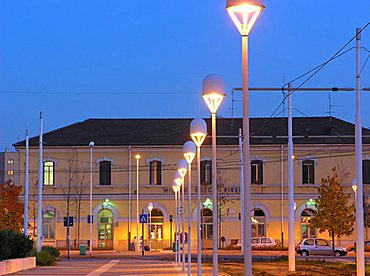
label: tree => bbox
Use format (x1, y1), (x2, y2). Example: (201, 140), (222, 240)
(0, 180), (24, 232)
(310, 167), (355, 254)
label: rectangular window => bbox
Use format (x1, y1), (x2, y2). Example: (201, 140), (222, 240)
(302, 160), (315, 184)
(7, 159), (14, 164)
(150, 161), (162, 185)
(43, 161), (55, 186)
(251, 160), (263, 184)
(99, 161), (111, 185)
(363, 160), (370, 184)
(7, 170), (14, 176)
(200, 160), (212, 185)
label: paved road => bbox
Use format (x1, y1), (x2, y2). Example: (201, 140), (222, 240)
(10, 256), (222, 276)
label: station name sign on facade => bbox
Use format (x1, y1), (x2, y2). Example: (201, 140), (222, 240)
(163, 186), (241, 194)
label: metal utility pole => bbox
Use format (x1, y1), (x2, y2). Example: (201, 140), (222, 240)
(355, 27), (365, 276)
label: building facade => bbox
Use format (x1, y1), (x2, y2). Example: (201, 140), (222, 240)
(0, 149), (20, 185)
(13, 117), (370, 250)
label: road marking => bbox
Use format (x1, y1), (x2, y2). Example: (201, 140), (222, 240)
(86, 259), (120, 276)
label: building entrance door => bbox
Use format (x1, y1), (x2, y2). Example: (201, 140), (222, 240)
(98, 209), (114, 249)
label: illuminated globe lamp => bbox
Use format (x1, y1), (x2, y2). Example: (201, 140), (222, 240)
(183, 141), (196, 165)
(202, 74), (226, 114)
(226, 0), (265, 36)
(190, 118), (207, 148)
(177, 159), (188, 178)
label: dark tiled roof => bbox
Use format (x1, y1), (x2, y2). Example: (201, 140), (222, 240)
(13, 117), (370, 148)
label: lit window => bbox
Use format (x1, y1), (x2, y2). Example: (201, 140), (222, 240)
(7, 159), (14, 164)
(7, 170), (14, 176)
(251, 160), (263, 184)
(43, 161), (55, 186)
(149, 160), (162, 185)
(200, 160), (212, 186)
(99, 161), (111, 185)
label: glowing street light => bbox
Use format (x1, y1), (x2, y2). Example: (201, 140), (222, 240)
(202, 73), (225, 275)
(178, 159), (188, 272)
(147, 202), (154, 251)
(190, 118), (207, 276)
(226, 1), (264, 275)
(183, 141), (196, 276)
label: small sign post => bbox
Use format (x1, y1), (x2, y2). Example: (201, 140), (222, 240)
(140, 211), (147, 256)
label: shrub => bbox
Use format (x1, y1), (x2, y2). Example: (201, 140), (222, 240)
(41, 246), (60, 257)
(28, 249), (56, 266)
(0, 230), (33, 261)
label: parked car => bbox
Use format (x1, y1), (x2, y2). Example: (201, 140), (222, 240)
(296, 238), (347, 256)
(346, 240), (370, 252)
(237, 237), (277, 249)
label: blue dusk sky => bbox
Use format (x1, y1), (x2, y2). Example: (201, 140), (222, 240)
(0, 0), (369, 149)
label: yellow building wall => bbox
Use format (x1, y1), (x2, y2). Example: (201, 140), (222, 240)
(16, 142), (370, 250)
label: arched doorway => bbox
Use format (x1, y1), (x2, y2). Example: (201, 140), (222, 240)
(301, 208), (316, 239)
(42, 210), (55, 247)
(201, 208), (213, 249)
(149, 208), (164, 249)
(98, 209), (114, 249)
(251, 208), (266, 237)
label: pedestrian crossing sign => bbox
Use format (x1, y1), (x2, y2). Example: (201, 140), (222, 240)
(140, 214), (148, 223)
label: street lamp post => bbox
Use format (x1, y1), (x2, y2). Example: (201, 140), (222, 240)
(178, 159), (188, 272)
(174, 171), (184, 267)
(226, 1), (264, 275)
(135, 154), (141, 253)
(183, 141), (196, 276)
(148, 202), (154, 251)
(190, 118), (207, 276)
(89, 141), (94, 256)
(202, 73), (226, 275)
(172, 181), (181, 264)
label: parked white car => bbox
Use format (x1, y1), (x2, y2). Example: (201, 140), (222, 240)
(296, 238), (347, 256)
(237, 237), (277, 249)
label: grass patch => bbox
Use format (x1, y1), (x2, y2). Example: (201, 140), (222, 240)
(217, 260), (370, 275)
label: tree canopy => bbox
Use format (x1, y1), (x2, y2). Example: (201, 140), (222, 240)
(310, 167), (355, 250)
(0, 180), (24, 232)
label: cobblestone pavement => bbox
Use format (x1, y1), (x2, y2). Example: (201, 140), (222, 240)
(10, 252), (228, 275)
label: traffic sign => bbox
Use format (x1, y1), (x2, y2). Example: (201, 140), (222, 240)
(140, 214), (148, 223)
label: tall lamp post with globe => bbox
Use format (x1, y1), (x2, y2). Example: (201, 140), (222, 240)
(183, 141), (196, 276)
(226, 1), (265, 275)
(202, 73), (226, 275)
(190, 118), (207, 276)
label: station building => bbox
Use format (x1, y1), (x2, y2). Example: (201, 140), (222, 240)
(13, 116), (370, 250)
